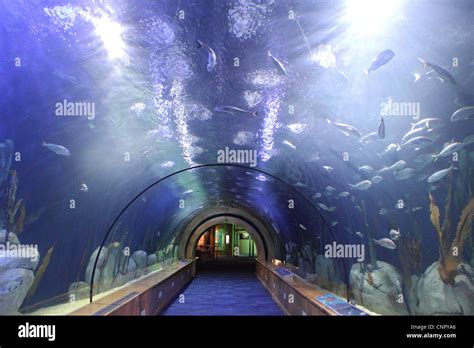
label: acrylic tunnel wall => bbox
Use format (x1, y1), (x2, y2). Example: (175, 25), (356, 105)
(1, 0), (474, 317)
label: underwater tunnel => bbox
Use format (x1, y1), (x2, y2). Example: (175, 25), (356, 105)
(0, 0), (474, 321)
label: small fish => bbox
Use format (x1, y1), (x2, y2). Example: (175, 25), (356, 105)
(379, 143), (400, 157)
(322, 166), (334, 172)
(197, 39), (217, 72)
(80, 182), (88, 192)
(314, 192), (322, 198)
(42, 141), (71, 156)
(338, 191), (350, 198)
(394, 168), (415, 180)
(214, 106), (258, 117)
(379, 208), (388, 216)
(331, 221), (338, 227)
(326, 119), (362, 137)
(326, 186), (336, 192)
(183, 189), (194, 194)
(434, 142), (464, 160)
(317, 203), (336, 212)
(371, 175), (383, 184)
(355, 232), (364, 239)
(411, 118), (443, 130)
(427, 165), (455, 183)
(349, 180), (372, 191)
(354, 205), (362, 214)
(360, 132), (378, 144)
(283, 140), (296, 150)
(399, 136), (433, 148)
(299, 224), (307, 231)
(268, 50), (287, 76)
(401, 126), (427, 143)
(366, 49), (395, 73)
(358, 165), (374, 175)
(372, 237), (397, 250)
(378, 116), (385, 139)
(417, 58), (456, 85)
(451, 106), (474, 122)
(389, 229), (401, 241)
(463, 134), (474, 145)
(412, 207), (423, 212)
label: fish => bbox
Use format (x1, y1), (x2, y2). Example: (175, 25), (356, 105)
(326, 186), (336, 193)
(360, 132), (378, 144)
(326, 119), (362, 137)
(379, 143), (399, 156)
(197, 39), (217, 72)
(399, 136), (433, 148)
(338, 191), (350, 198)
(372, 238), (397, 250)
(299, 224), (307, 231)
(414, 153), (436, 165)
(379, 208), (388, 216)
(331, 221), (338, 227)
(355, 232), (364, 239)
(183, 189), (194, 194)
(214, 106), (258, 117)
(354, 205), (362, 214)
(378, 116), (385, 139)
(451, 106), (474, 122)
(358, 165), (374, 175)
(401, 126), (427, 143)
(417, 58), (456, 85)
(283, 140), (296, 150)
(434, 142), (464, 160)
(314, 192), (322, 198)
(371, 175), (383, 184)
(394, 168), (415, 180)
(427, 165), (455, 183)
(412, 207), (423, 212)
(411, 118), (443, 130)
(322, 166), (334, 172)
(349, 180), (372, 191)
(42, 141), (71, 156)
(366, 49), (395, 73)
(317, 203), (336, 212)
(80, 182), (88, 192)
(388, 160), (406, 172)
(268, 51), (287, 76)
(463, 134), (474, 145)
(389, 229), (401, 241)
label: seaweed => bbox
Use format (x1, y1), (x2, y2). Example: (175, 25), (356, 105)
(429, 173), (474, 284)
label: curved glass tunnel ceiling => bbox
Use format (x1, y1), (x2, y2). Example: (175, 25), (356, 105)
(0, 0), (473, 317)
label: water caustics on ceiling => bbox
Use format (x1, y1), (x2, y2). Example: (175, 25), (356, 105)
(0, 0), (474, 316)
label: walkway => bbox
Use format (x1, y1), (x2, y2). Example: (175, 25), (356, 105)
(161, 268), (283, 316)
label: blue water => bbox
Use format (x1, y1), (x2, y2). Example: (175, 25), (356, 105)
(0, 0), (473, 316)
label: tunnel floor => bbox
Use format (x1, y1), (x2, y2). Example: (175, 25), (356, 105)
(161, 265), (283, 316)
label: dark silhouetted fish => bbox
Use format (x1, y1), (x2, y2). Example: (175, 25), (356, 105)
(366, 49), (395, 74)
(378, 116), (385, 139)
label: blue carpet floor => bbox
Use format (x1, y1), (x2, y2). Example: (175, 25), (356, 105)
(161, 270), (283, 316)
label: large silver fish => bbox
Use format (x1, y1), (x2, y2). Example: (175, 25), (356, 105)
(268, 51), (287, 76)
(197, 39), (217, 72)
(42, 141), (71, 156)
(214, 106), (258, 117)
(349, 180), (372, 190)
(417, 58), (456, 85)
(326, 119), (362, 137)
(373, 238), (397, 249)
(434, 142), (464, 160)
(427, 165), (455, 183)
(451, 106), (474, 122)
